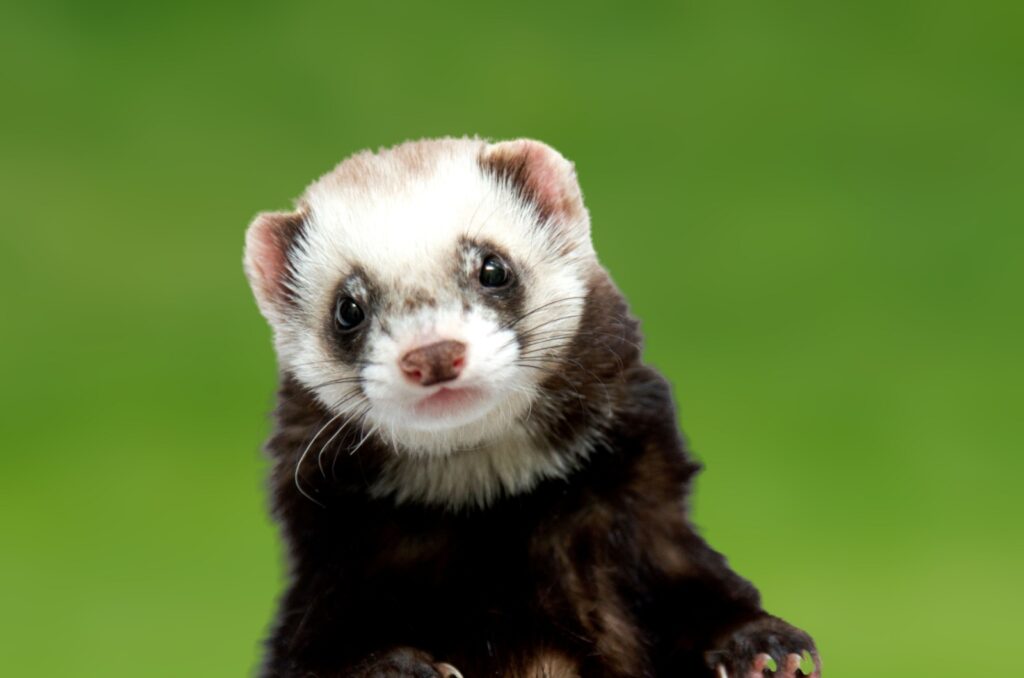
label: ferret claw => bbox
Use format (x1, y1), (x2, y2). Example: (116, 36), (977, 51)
(435, 662), (463, 678)
(718, 649), (819, 678)
(753, 653), (772, 673)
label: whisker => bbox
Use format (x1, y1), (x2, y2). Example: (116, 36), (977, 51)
(471, 202), (503, 240)
(332, 404), (374, 476)
(302, 376), (365, 392)
(465, 194), (492, 239)
(315, 392), (369, 478)
(286, 358), (345, 370)
(494, 311), (589, 353)
(500, 296), (589, 331)
(292, 386), (368, 505)
(293, 412), (344, 508)
(349, 421), (379, 456)
(515, 312), (588, 339)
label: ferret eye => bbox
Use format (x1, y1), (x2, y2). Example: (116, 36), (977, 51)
(479, 255), (511, 288)
(334, 297), (365, 331)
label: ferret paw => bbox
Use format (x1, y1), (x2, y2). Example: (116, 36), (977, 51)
(705, 616), (820, 678)
(348, 647), (463, 678)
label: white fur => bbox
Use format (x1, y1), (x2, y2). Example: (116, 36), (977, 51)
(371, 423), (601, 511)
(254, 138), (599, 508)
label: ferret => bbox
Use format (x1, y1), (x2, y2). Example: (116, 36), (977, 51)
(243, 138), (821, 677)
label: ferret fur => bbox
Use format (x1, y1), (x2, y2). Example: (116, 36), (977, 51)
(243, 138), (820, 677)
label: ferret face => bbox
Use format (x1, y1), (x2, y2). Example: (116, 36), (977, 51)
(245, 138), (598, 454)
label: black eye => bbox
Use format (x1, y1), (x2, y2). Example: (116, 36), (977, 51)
(334, 297), (365, 331)
(479, 255), (511, 288)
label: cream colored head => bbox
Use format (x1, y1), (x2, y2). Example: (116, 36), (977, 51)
(244, 138), (599, 456)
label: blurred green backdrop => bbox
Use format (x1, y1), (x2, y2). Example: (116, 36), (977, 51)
(2, 1), (1021, 675)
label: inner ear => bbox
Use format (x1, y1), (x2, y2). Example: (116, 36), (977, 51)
(243, 209), (306, 318)
(479, 139), (585, 226)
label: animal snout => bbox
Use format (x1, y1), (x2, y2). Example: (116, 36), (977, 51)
(399, 340), (467, 386)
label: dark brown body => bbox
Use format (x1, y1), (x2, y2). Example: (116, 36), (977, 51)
(258, 276), (819, 677)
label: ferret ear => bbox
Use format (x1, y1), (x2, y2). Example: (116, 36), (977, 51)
(480, 139), (588, 233)
(243, 210), (305, 321)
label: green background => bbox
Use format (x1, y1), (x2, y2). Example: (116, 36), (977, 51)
(2, 2), (1021, 675)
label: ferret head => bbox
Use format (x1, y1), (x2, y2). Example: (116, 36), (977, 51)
(245, 138), (602, 456)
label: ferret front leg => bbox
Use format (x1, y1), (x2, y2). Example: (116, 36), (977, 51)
(261, 575), (464, 678)
(704, 614), (820, 678)
(264, 643), (463, 678)
(343, 647), (463, 678)
(649, 531), (821, 676)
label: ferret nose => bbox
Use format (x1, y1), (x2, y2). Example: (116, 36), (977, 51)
(399, 340), (467, 386)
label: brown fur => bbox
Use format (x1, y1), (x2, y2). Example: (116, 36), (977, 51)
(256, 272), (820, 677)
(249, 139), (820, 677)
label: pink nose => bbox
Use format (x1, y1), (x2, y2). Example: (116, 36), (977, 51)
(399, 340), (467, 386)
